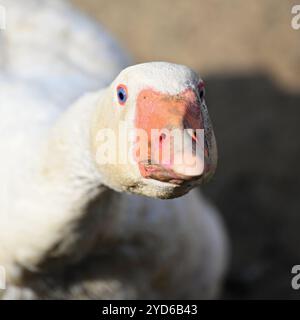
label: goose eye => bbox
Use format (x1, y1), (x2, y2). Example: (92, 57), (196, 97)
(117, 85), (128, 105)
(198, 81), (205, 101)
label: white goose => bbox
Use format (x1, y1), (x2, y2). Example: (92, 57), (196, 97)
(0, 0), (228, 299)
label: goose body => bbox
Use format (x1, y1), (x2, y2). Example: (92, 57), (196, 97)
(0, 0), (228, 299)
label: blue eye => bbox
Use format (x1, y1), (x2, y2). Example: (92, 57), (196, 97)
(117, 85), (128, 105)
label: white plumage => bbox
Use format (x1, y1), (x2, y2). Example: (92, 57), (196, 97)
(0, 0), (228, 299)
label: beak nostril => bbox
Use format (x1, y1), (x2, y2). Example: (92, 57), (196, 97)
(192, 130), (197, 141)
(159, 133), (166, 143)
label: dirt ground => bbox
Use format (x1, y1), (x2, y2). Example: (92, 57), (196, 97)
(72, 0), (300, 299)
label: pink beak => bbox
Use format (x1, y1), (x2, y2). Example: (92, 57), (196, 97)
(134, 88), (216, 185)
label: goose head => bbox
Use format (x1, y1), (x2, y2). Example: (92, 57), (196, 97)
(91, 62), (217, 199)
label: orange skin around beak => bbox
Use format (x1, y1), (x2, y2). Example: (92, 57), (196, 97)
(134, 88), (211, 185)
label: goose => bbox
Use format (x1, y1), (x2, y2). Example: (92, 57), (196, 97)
(0, 0), (228, 299)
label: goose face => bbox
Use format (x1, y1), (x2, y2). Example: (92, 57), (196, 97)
(93, 62), (217, 199)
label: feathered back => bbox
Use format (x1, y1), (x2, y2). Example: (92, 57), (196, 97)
(0, 0), (130, 106)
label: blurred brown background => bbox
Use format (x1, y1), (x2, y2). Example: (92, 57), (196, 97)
(72, 0), (300, 299)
